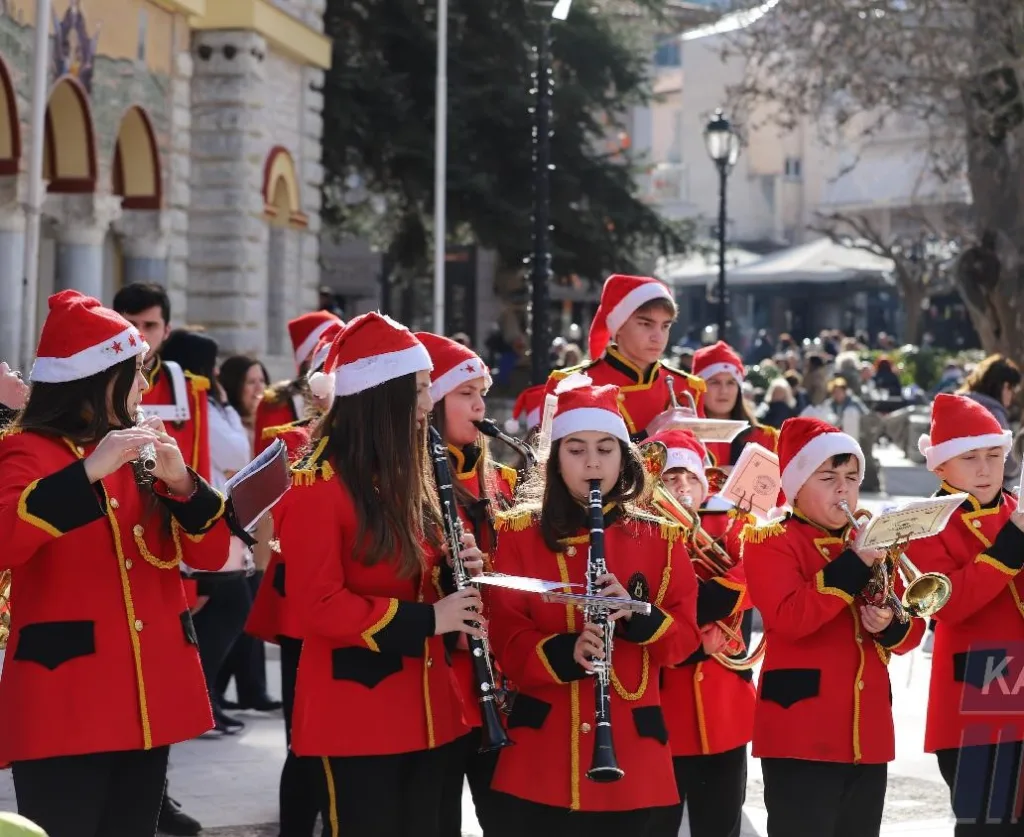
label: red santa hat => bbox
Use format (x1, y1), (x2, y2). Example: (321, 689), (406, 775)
(550, 376), (630, 443)
(318, 312), (432, 398)
(288, 311), (343, 368)
(778, 416), (865, 503)
(305, 321), (346, 400)
(692, 340), (745, 385)
(647, 428), (709, 496)
(588, 274), (674, 359)
(414, 333), (492, 403)
(505, 384), (547, 434)
(30, 290), (149, 384)
(917, 393), (1012, 470)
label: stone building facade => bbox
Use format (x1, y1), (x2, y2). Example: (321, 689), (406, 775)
(0, 0), (330, 378)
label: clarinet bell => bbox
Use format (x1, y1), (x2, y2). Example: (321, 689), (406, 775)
(477, 697), (514, 753)
(586, 725), (624, 783)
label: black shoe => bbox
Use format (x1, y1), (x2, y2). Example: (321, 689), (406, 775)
(158, 796), (202, 836)
(213, 704), (245, 734)
(230, 696), (282, 712)
(219, 698), (240, 710)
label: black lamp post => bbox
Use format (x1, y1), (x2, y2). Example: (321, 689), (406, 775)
(703, 108), (740, 343)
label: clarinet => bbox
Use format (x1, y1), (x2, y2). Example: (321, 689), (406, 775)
(427, 425), (513, 753)
(584, 478), (625, 782)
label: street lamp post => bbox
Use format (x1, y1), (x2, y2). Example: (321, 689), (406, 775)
(527, 0), (571, 386)
(703, 108), (740, 344)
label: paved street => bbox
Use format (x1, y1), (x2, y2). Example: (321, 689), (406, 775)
(0, 450), (959, 835)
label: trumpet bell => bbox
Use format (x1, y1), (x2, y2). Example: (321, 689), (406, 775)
(902, 573), (952, 619)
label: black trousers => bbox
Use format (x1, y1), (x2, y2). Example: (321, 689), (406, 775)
(648, 745), (747, 837)
(317, 741), (456, 837)
(279, 636), (322, 837)
(13, 746), (170, 837)
(487, 792), (654, 837)
(761, 758), (887, 837)
(192, 577), (250, 698)
(438, 728), (501, 836)
(216, 571), (269, 705)
(937, 742), (1024, 835)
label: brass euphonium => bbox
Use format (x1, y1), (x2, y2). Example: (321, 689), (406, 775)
(641, 441), (766, 671)
(0, 569), (10, 650)
(837, 501), (952, 622)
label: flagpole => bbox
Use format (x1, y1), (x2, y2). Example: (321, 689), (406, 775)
(432, 0), (448, 334)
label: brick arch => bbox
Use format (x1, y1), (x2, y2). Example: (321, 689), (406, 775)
(43, 75), (98, 193)
(0, 54), (20, 176)
(262, 145), (307, 228)
(113, 106), (162, 210)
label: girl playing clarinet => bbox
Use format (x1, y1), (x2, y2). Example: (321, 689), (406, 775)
(487, 377), (701, 836)
(277, 313), (485, 837)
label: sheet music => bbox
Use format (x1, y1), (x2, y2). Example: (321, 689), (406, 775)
(224, 439), (290, 532)
(672, 418), (748, 443)
(854, 493), (969, 549)
(718, 443), (781, 521)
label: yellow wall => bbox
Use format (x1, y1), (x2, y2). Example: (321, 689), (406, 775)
(5, 0), (177, 75)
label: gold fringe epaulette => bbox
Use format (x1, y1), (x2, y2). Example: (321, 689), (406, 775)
(548, 358), (598, 382)
(184, 372), (211, 393)
(496, 463), (519, 493)
(741, 519), (787, 545)
(262, 383), (291, 406)
(262, 421), (298, 441)
(728, 508), (756, 526)
(627, 508), (684, 550)
(495, 506), (539, 532)
(0, 423), (22, 441)
(661, 362), (706, 393)
(290, 437), (333, 486)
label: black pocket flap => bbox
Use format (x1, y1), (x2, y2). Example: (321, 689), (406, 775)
(507, 693), (552, 730)
(14, 620), (96, 670)
(331, 647), (403, 688)
(272, 562), (286, 597)
(760, 668), (821, 708)
(180, 610), (199, 647)
(632, 705), (668, 745)
(953, 649), (1010, 690)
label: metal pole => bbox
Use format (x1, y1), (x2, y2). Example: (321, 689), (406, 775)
(20, 0), (52, 370)
(432, 0), (448, 334)
(716, 163), (727, 342)
(529, 18), (552, 385)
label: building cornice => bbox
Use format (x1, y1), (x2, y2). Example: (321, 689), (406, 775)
(191, 0), (332, 69)
(149, 0), (207, 17)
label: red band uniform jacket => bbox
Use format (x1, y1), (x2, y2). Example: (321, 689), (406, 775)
(254, 384), (305, 456)
(546, 347), (706, 442)
(143, 358), (213, 608)
(281, 440), (468, 757)
(743, 512), (925, 764)
(447, 443), (517, 729)
(656, 500), (756, 757)
(246, 420), (316, 645)
(488, 506), (701, 811)
(0, 429), (230, 764)
(704, 424), (779, 476)
(904, 484), (1024, 751)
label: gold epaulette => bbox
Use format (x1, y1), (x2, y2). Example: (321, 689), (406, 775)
(262, 421), (299, 441)
(661, 362), (706, 394)
(0, 423), (22, 441)
(184, 372), (211, 393)
(626, 507), (684, 549)
(262, 384), (290, 406)
(495, 505), (539, 532)
(290, 436), (333, 486)
(741, 518), (787, 545)
(728, 508), (756, 526)
(548, 358), (598, 382)
(496, 463), (519, 493)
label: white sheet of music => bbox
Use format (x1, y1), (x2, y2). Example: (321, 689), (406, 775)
(718, 443), (781, 521)
(853, 493), (969, 550)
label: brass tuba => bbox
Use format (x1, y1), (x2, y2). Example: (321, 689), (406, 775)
(0, 569), (10, 650)
(641, 441), (766, 671)
(837, 501), (952, 622)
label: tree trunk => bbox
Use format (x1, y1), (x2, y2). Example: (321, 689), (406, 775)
(899, 278), (927, 346)
(956, 3), (1024, 362)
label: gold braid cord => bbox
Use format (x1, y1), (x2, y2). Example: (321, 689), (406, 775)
(0, 569), (11, 650)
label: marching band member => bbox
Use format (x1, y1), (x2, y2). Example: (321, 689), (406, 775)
(243, 322), (345, 837)
(278, 313), (483, 836)
(112, 284), (216, 835)
(487, 379), (701, 835)
(743, 417), (925, 837)
(546, 274), (705, 441)
(0, 361), (29, 428)
(253, 311), (343, 456)
(415, 332), (518, 836)
(643, 430), (753, 837)
(506, 384), (547, 438)
(907, 394), (1024, 834)
(691, 340), (778, 474)
(0, 291), (230, 837)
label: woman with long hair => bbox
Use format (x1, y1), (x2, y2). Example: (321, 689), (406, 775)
(414, 332), (519, 837)
(218, 355), (269, 452)
(486, 378), (700, 836)
(280, 313), (484, 836)
(0, 291), (230, 837)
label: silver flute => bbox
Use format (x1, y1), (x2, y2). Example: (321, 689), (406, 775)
(135, 408), (158, 472)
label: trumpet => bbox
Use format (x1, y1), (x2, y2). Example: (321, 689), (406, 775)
(473, 419), (537, 470)
(640, 441), (765, 672)
(664, 375), (698, 413)
(837, 501), (952, 622)
(0, 569), (10, 650)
